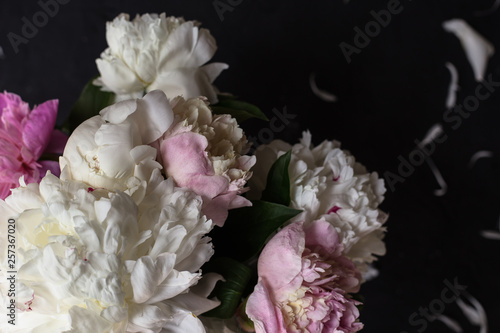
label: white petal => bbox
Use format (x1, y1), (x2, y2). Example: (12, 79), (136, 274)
(309, 72), (337, 102)
(69, 306), (113, 332)
(443, 19), (494, 81)
(159, 22), (217, 70)
(131, 90), (174, 143)
(171, 272), (222, 315)
(128, 303), (170, 331)
(131, 253), (176, 303)
(99, 98), (138, 124)
(147, 67), (221, 103)
(200, 62), (229, 84)
(445, 62), (459, 108)
(150, 270), (200, 303)
(161, 310), (207, 333)
(96, 57), (145, 95)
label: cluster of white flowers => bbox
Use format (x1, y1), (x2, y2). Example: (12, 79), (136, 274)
(0, 10), (389, 332)
(1, 86), (259, 332)
(248, 131), (387, 273)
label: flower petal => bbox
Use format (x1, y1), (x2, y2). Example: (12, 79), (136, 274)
(160, 132), (228, 199)
(257, 222), (305, 293)
(159, 22), (218, 70)
(22, 99), (58, 159)
(246, 282), (287, 333)
(131, 253), (176, 303)
(442, 19), (494, 81)
(96, 56), (145, 95)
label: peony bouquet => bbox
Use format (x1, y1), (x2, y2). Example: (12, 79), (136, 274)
(0, 12), (387, 333)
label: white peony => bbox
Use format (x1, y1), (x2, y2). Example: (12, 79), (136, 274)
(95, 13), (228, 103)
(247, 131), (387, 272)
(0, 173), (220, 332)
(59, 90), (173, 204)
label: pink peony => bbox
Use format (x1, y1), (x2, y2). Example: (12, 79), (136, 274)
(246, 220), (364, 333)
(0, 91), (67, 199)
(154, 96), (255, 227)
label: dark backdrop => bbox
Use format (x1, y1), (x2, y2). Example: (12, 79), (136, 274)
(1, 1), (499, 332)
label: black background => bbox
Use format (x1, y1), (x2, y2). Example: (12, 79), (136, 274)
(1, 1), (500, 332)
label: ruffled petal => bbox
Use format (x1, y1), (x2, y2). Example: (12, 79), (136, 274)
(22, 99), (58, 159)
(96, 57), (145, 95)
(160, 132), (228, 199)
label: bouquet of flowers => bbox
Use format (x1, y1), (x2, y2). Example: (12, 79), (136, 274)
(0, 12), (387, 333)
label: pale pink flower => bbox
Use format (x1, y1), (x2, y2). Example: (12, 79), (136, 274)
(0, 91), (67, 199)
(154, 96), (255, 226)
(246, 220), (363, 333)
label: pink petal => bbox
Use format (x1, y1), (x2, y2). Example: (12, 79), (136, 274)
(202, 192), (252, 227)
(160, 132), (228, 199)
(0, 91), (28, 118)
(257, 222), (305, 293)
(304, 220), (343, 257)
(202, 192), (234, 227)
(238, 155), (257, 171)
(228, 194), (252, 210)
(38, 160), (61, 178)
(0, 182), (15, 199)
(22, 99), (58, 159)
(246, 282), (287, 333)
(43, 130), (68, 154)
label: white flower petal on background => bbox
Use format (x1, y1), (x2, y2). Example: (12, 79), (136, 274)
(419, 123), (444, 147)
(96, 13), (227, 103)
(468, 150), (493, 169)
(418, 124), (448, 197)
(480, 230), (500, 240)
(480, 213), (500, 240)
(309, 72), (337, 102)
(456, 292), (488, 333)
(0, 173), (217, 332)
(425, 156), (448, 197)
(445, 62), (459, 108)
(443, 19), (495, 82)
(248, 131), (387, 272)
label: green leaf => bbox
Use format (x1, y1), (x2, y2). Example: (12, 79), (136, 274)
(62, 76), (115, 134)
(261, 150), (292, 206)
(209, 200), (302, 262)
(202, 257), (252, 319)
(212, 97), (268, 123)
